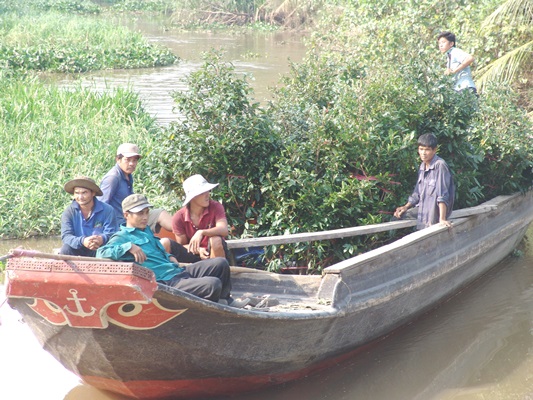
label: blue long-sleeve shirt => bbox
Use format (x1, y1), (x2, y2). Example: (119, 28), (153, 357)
(408, 155), (455, 229)
(98, 164), (134, 225)
(61, 198), (118, 249)
(96, 225), (185, 281)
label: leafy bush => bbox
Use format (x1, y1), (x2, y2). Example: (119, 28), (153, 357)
(470, 83), (533, 197)
(147, 51), (280, 234)
(150, 48), (532, 272)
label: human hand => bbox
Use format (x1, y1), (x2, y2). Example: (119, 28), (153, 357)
(444, 68), (453, 75)
(188, 231), (204, 255)
(394, 206), (408, 219)
(439, 219), (453, 228)
(83, 235), (103, 250)
(129, 244), (147, 264)
(198, 247), (210, 259)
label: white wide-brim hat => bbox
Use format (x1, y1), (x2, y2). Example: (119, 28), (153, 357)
(182, 174), (219, 206)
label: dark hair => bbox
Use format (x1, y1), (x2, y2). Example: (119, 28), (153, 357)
(437, 31), (456, 46)
(418, 133), (438, 149)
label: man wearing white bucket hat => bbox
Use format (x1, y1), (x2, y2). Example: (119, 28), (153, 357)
(171, 174), (229, 262)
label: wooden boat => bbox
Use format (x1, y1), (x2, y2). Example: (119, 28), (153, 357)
(3, 191), (533, 400)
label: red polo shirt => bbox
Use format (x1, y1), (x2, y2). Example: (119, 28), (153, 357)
(171, 200), (226, 248)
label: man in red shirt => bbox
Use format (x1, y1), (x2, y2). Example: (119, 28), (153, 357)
(172, 175), (229, 261)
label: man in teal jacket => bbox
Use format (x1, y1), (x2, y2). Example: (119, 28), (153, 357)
(97, 194), (248, 307)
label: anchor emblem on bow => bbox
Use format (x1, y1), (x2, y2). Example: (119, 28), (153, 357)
(64, 288), (96, 317)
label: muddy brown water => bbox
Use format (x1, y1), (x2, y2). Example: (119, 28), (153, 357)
(1, 22), (532, 400)
(53, 19), (309, 126)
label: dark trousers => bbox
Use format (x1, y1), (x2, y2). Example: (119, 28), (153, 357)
(163, 257), (231, 302)
(59, 244), (96, 257)
(168, 238), (230, 263)
(168, 239), (202, 263)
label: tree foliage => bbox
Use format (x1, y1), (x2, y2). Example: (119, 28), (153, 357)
(147, 52), (280, 233)
(150, 46), (533, 272)
(476, 0), (533, 102)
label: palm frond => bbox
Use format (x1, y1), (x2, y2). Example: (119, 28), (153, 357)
(481, 0), (533, 30)
(475, 39), (533, 91)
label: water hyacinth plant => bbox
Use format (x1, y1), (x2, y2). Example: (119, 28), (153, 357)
(0, 11), (178, 72)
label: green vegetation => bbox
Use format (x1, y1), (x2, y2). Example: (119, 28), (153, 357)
(0, 0), (531, 273)
(169, 0), (532, 111)
(0, 2), (178, 72)
(150, 51), (532, 272)
(0, 71), (171, 238)
(0, 0), (178, 239)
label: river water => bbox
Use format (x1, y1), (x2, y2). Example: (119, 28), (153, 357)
(54, 18), (308, 126)
(1, 19), (532, 400)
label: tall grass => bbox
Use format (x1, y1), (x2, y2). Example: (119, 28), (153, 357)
(0, 72), (175, 239)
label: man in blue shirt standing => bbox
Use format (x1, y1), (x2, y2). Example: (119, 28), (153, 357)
(97, 194), (249, 307)
(60, 176), (118, 257)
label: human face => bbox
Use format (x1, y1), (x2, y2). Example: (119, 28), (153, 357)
(190, 190), (211, 209)
(73, 187), (95, 208)
(117, 155), (140, 175)
(125, 207), (149, 229)
(438, 37), (454, 54)
(418, 145), (437, 167)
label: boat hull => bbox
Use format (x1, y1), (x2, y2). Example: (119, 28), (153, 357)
(6, 191), (533, 399)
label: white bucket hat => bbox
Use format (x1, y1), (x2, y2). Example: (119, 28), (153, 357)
(182, 174), (219, 206)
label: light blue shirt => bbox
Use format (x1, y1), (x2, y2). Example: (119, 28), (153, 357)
(446, 47), (476, 91)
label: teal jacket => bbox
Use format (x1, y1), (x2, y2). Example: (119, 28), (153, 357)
(96, 225), (185, 281)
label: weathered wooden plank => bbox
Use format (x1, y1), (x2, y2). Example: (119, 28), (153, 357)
(226, 204), (497, 249)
